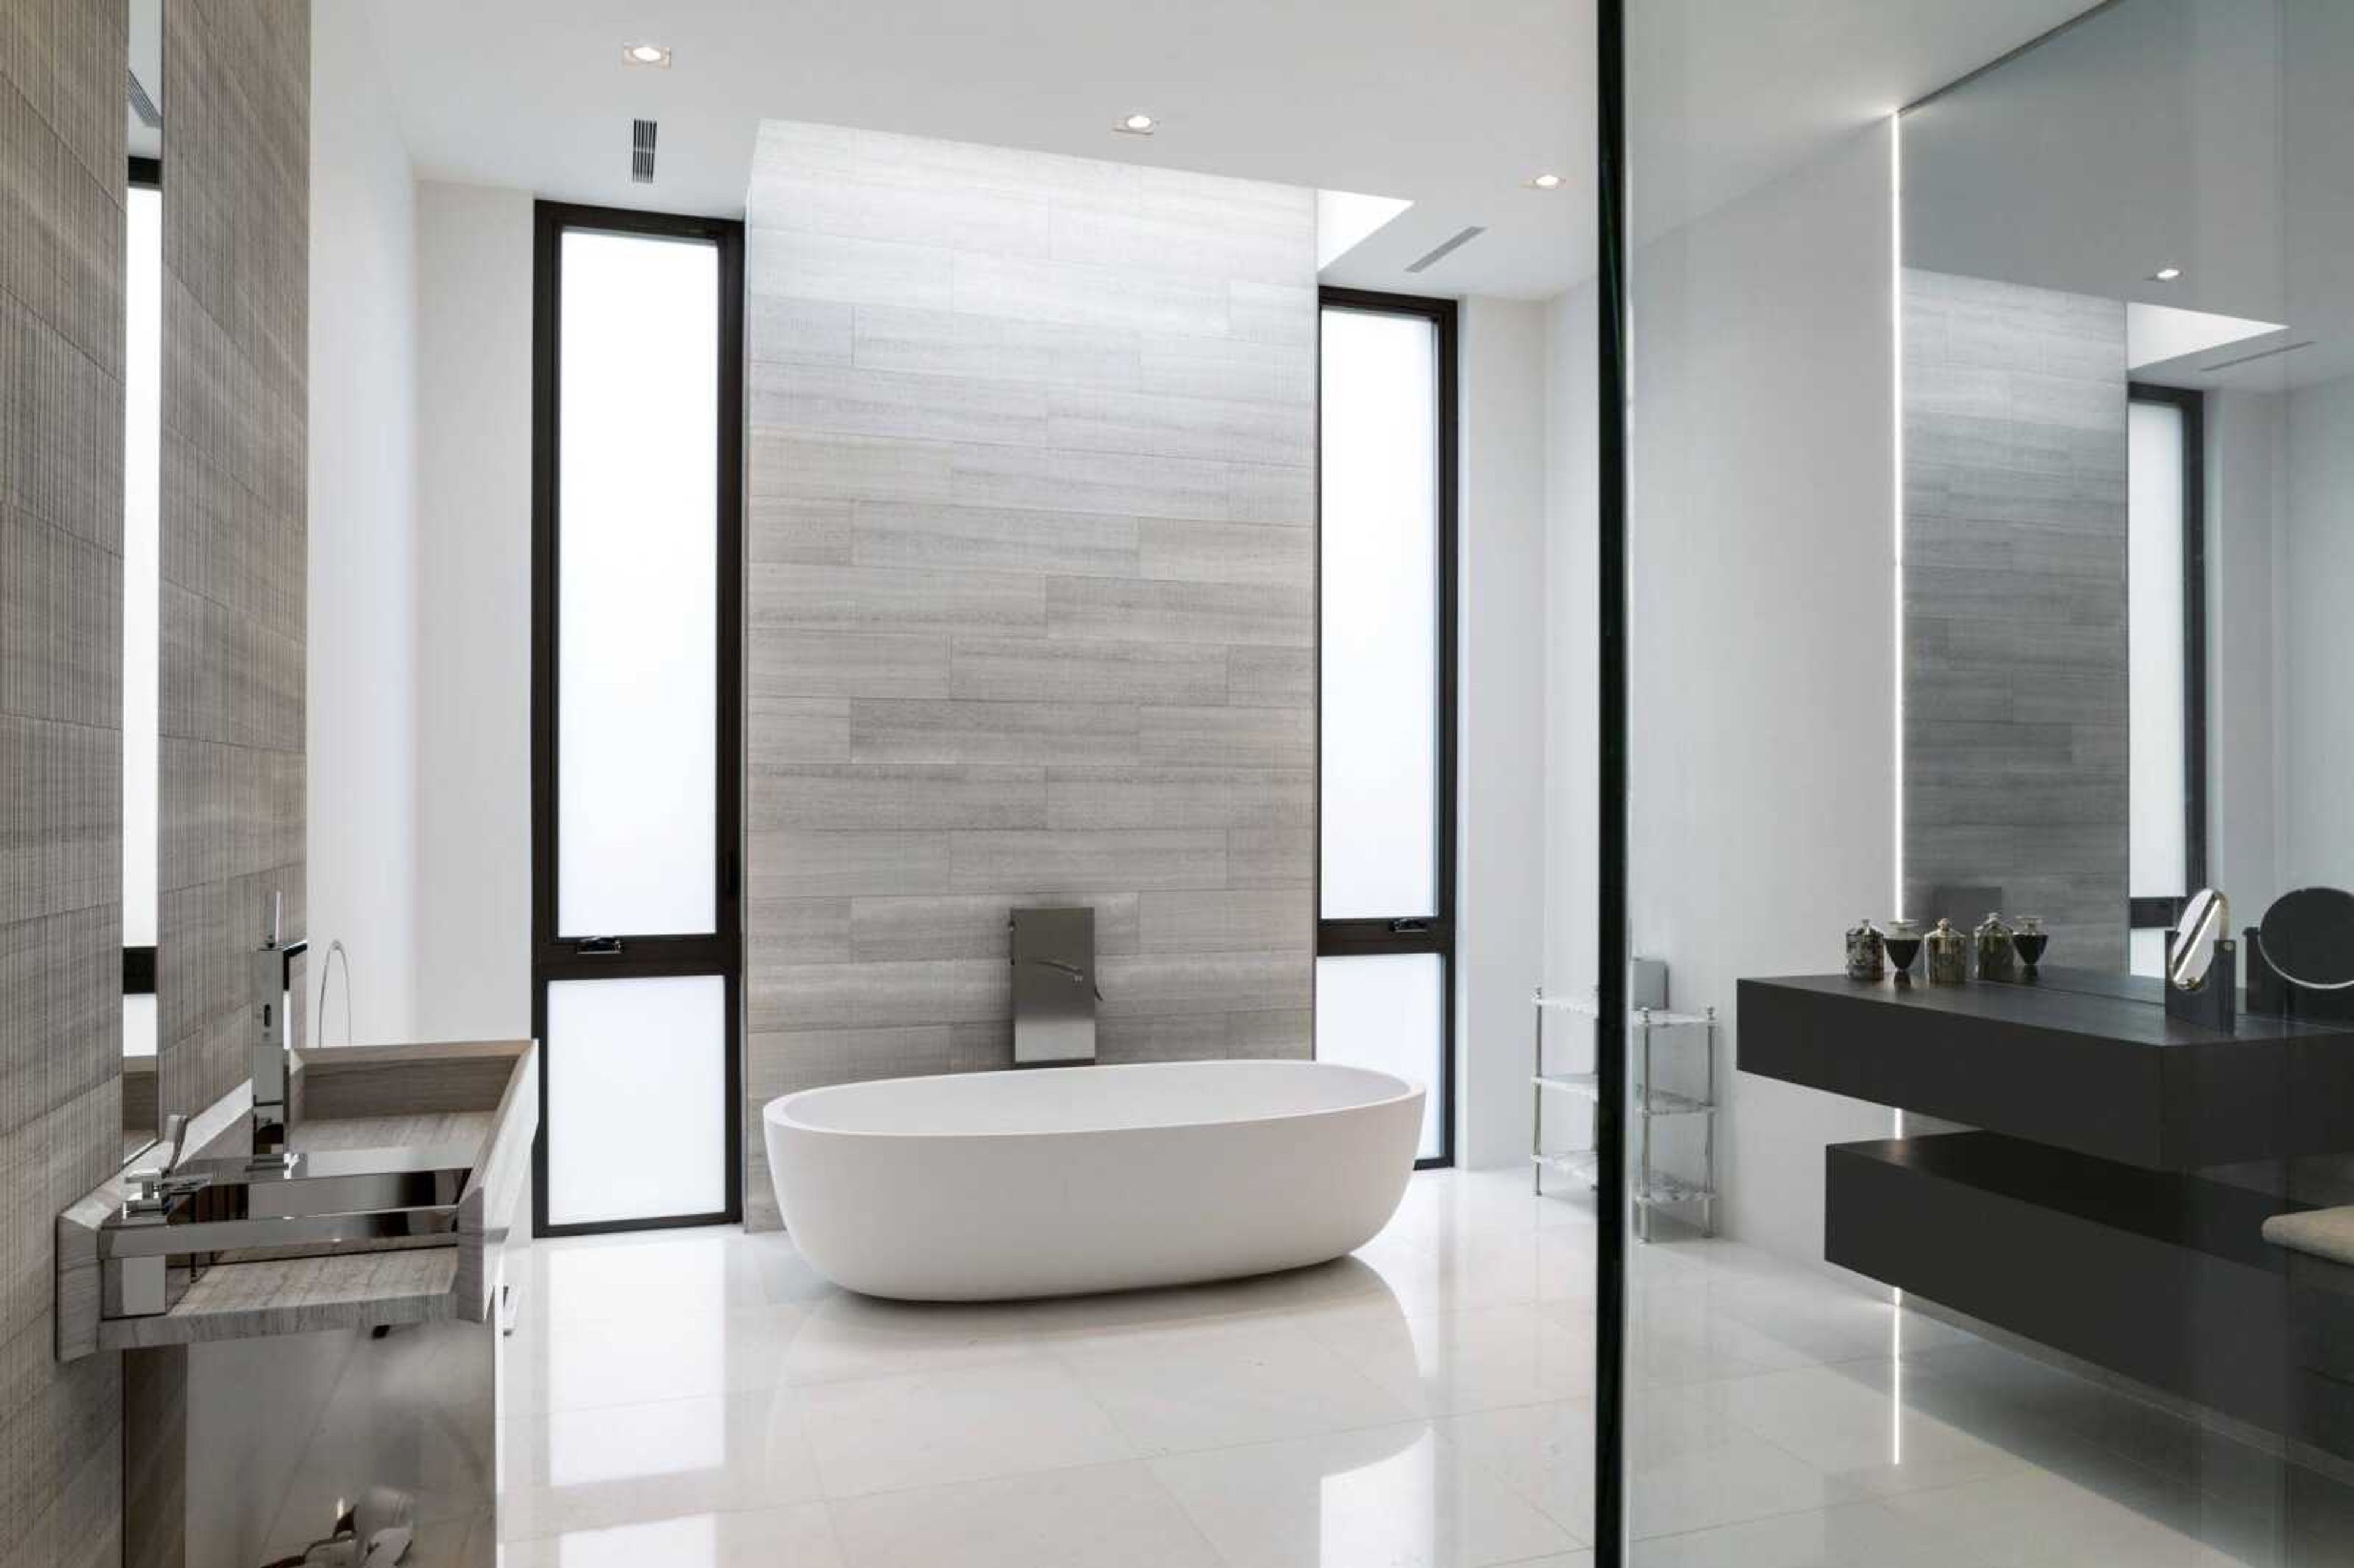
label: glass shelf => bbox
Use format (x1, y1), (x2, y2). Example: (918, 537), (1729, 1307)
(1531, 989), (1714, 1027)
(1637, 1170), (1713, 1207)
(1533, 1074), (1714, 1116)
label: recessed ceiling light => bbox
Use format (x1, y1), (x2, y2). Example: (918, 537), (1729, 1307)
(623, 42), (671, 67)
(1114, 113), (1157, 135)
(2152, 265), (2184, 282)
(1528, 172), (1565, 190)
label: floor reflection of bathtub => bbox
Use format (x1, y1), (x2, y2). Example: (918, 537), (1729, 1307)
(763, 1060), (1425, 1300)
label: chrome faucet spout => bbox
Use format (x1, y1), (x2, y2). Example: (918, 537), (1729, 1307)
(251, 890), (307, 1157)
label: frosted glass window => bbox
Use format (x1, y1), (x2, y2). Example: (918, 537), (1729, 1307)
(123, 182), (159, 950)
(122, 993), (155, 1058)
(2129, 400), (2187, 900)
(546, 975), (727, 1226)
(1320, 307), (1439, 919)
(557, 230), (720, 937)
(1316, 953), (1442, 1160)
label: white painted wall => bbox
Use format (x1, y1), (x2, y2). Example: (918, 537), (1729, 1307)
(308, 4), (419, 1045)
(2206, 389), (2285, 918)
(413, 182), (536, 1041)
(1457, 297), (1550, 1168)
(1626, 121), (1899, 1265)
(1537, 280), (1601, 1166)
(2281, 373), (2354, 891)
(1542, 284), (1600, 994)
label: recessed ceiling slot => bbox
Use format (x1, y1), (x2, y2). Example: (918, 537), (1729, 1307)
(1404, 225), (1485, 275)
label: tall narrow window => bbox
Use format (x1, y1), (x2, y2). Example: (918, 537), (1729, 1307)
(1317, 290), (1457, 1165)
(123, 159), (161, 1081)
(2127, 382), (2206, 976)
(533, 205), (745, 1233)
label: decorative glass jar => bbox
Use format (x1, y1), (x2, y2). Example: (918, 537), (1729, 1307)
(2013, 915), (2049, 975)
(1845, 918), (1886, 981)
(1927, 918), (1969, 985)
(1883, 919), (1924, 983)
(1974, 912), (2017, 983)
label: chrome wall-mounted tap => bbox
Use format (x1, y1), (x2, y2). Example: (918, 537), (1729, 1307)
(251, 890), (307, 1158)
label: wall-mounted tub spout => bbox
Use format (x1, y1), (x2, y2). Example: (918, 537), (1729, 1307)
(1011, 907), (1098, 1066)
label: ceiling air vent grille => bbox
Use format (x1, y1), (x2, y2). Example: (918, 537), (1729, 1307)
(631, 118), (658, 184)
(1405, 225), (1486, 275)
(127, 69), (162, 129)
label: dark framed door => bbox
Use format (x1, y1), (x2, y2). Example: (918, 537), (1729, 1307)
(531, 201), (745, 1236)
(1316, 286), (1460, 1170)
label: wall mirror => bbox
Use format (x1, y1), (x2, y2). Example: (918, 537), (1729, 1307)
(1898, 0), (2353, 993)
(122, 0), (162, 1160)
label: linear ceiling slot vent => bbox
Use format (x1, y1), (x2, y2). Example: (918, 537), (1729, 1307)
(1405, 225), (1485, 275)
(2200, 340), (2314, 373)
(127, 69), (161, 129)
(631, 118), (658, 184)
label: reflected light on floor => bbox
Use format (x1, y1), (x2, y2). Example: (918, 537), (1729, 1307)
(545, 1242), (729, 1485)
(1320, 1426), (1438, 1566)
(557, 1514), (718, 1567)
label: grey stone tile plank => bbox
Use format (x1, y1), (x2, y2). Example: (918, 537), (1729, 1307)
(849, 699), (1138, 766)
(950, 636), (1227, 706)
(1047, 576), (1310, 647)
(849, 892), (1140, 962)
(1138, 889), (1313, 953)
(751, 563), (1045, 637)
(748, 764), (1045, 832)
(853, 500), (1137, 578)
(950, 830), (1227, 891)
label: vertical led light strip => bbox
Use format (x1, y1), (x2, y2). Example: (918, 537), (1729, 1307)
(1888, 109), (1908, 1467)
(1889, 109), (1906, 940)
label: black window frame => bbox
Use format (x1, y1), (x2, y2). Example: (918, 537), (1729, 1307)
(530, 200), (747, 1238)
(2126, 381), (2208, 934)
(1314, 285), (1460, 1173)
(124, 153), (159, 1001)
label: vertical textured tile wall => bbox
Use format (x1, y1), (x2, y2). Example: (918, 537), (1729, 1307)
(0, 0), (126, 1560)
(156, 0), (308, 1122)
(1903, 267), (2128, 969)
(743, 123), (1318, 1226)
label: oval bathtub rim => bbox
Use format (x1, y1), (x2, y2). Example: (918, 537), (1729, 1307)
(764, 1058), (1425, 1143)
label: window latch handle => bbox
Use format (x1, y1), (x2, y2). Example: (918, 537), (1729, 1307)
(1388, 918), (1431, 935)
(575, 937), (623, 956)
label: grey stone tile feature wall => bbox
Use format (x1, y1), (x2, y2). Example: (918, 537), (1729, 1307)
(1903, 268), (2128, 970)
(744, 121), (1317, 1227)
(156, 0), (308, 1124)
(0, 0), (126, 1560)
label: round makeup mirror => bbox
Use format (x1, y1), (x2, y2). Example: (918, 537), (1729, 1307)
(2168, 889), (2229, 991)
(2258, 887), (2354, 991)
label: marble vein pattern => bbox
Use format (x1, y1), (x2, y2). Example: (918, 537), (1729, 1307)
(743, 121), (1319, 1227)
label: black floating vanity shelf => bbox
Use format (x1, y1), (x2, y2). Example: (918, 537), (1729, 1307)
(1738, 970), (2354, 1170)
(1738, 970), (2354, 1460)
(1827, 1133), (2354, 1458)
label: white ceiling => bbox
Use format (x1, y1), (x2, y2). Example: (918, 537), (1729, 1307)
(354, 0), (2089, 302)
(1902, 0), (2354, 391)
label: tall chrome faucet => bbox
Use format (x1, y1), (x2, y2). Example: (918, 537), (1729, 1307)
(251, 890), (307, 1157)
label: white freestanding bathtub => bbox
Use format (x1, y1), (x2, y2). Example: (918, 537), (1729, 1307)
(763, 1060), (1424, 1301)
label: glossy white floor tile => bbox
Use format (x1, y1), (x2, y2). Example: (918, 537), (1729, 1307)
(500, 1502), (845, 1567)
(827, 1461), (1222, 1568)
(1054, 1314), (1416, 1454)
(795, 1355), (1137, 1496)
(494, 1169), (2354, 1567)
(1149, 1421), (1583, 1567)
(497, 1387), (824, 1542)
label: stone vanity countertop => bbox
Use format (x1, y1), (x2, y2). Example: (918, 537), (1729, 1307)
(56, 1040), (537, 1358)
